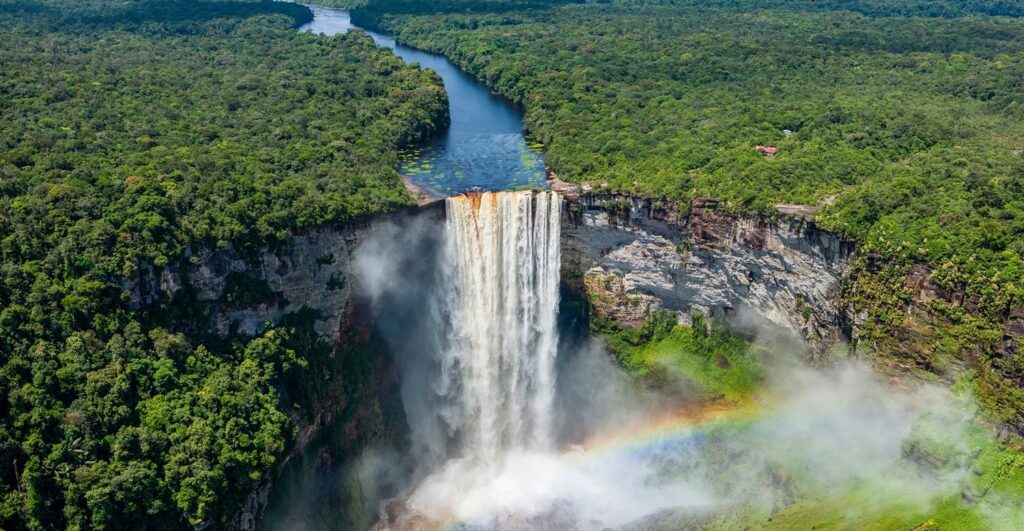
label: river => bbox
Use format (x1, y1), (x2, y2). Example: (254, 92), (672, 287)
(299, 5), (547, 198)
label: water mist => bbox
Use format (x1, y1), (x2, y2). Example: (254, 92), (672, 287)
(351, 190), (987, 531)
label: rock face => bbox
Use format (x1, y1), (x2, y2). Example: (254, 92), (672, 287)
(124, 201), (443, 346)
(120, 206), (442, 530)
(123, 224), (372, 530)
(562, 196), (854, 349)
(123, 223), (369, 343)
(117, 190), (862, 526)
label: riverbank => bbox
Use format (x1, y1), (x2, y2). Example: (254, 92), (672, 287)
(402, 176), (443, 206)
(300, 4), (545, 198)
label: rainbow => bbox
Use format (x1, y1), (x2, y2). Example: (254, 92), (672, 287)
(412, 401), (767, 531)
(576, 400), (759, 458)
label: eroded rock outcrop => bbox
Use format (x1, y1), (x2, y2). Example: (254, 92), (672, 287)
(122, 223), (369, 343)
(562, 195), (854, 349)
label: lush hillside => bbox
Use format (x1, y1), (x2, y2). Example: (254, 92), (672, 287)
(353, 0), (1024, 427)
(0, 1), (447, 528)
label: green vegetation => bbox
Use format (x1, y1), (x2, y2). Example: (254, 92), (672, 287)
(0, 0), (447, 528)
(596, 311), (763, 403)
(3, 0), (1024, 527)
(260, 326), (406, 531)
(749, 486), (988, 530)
(751, 413), (1024, 530)
(591, 310), (1024, 528)
(608, 330), (1024, 530)
(354, 0), (1024, 427)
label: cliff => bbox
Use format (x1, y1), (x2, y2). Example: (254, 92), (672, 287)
(115, 184), (1024, 529)
(562, 194), (855, 352)
(124, 223), (368, 343)
(120, 205), (444, 529)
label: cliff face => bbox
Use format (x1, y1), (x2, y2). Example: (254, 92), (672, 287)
(114, 187), (1023, 527)
(560, 189), (1024, 439)
(124, 224), (368, 343)
(120, 206), (443, 529)
(562, 195), (855, 350)
(122, 224), (377, 529)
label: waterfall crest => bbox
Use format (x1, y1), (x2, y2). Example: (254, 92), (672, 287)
(440, 190), (562, 465)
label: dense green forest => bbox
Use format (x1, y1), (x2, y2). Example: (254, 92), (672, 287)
(3, 0), (1024, 527)
(353, 0), (1024, 426)
(0, 0), (447, 528)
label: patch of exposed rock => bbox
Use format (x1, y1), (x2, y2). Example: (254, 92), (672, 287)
(122, 223), (369, 343)
(562, 196), (854, 350)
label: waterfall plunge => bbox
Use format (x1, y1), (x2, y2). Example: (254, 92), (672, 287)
(439, 190), (562, 465)
(401, 190), (709, 526)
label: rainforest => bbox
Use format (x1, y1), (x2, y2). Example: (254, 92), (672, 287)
(1, 0), (1023, 530)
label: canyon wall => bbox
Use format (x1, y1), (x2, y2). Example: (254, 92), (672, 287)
(116, 187), (1021, 526)
(124, 223), (368, 344)
(120, 206), (443, 529)
(561, 194), (855, 351)
(110, 184), (1024, 531)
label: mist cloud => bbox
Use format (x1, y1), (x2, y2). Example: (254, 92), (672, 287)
(348, 208), (1001, 531)
(396, 355), (986, 530)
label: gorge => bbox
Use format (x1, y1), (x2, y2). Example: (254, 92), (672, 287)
(233, 188), (991, 529)
(127, 183), (860, 526)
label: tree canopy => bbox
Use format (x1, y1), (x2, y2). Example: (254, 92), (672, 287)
(0, 1), (447, 528)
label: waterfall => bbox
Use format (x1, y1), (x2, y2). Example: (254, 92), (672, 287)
(439, 190), (562, 465)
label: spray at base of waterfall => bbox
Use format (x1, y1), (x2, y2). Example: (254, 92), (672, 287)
(353, 191), (991, 530)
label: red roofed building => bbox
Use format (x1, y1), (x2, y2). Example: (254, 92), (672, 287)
(755, 145), (778, 156)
